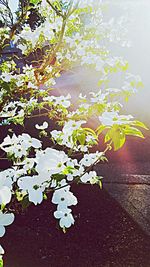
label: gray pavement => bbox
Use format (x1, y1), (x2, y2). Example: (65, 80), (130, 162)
(94, 163), (150, 236)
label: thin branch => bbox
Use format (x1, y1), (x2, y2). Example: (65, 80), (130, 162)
(34, 16), (67, 84)
(46, 0), (64, 18)
(10, 2), (29, 39)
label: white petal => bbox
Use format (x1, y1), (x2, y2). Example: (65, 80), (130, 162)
(43, 121), (48, 129)
(54, 210), (63, 219)
(31, 138), (42, 148)
(28, 189), (43, 205)
(0, 213), (14, 226)
(0, 226), (5, 237)
(0, 245), (4, 255)
(80, 173), (90, 183)
(60, 214), (74, 228)
(0, 186), (11, 204)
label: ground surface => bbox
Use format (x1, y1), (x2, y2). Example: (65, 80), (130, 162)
(1, 162), (150, 267)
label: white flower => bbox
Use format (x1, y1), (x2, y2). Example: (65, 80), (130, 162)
(99, 111), (118, 126)
(1, 72), (13, 82)
(35, 148), (68, 176)
(52, 188), (77, 209)
(15, 158), (35, 171)
(51, 130), (62, 140)
(16, 79), (24, 87)
(35, 121), (48, 130)
(99, 111), (133, 126)
(54, 208), (74, 228)
(20, 133), (42, 149)
(63, 120), (86, 135)
(17, 175), (46, 205)
(1, 169), (15, 183)
(0, 108), (17, 118)
(66, 165), (84, 181)
(55, 94), (71, 108)
(28, 82), (38, 89)
(0, 170), (13, 205)
(0, 212), (15, 237)
(0, 134), (41, 158)
(80, 171), (97, 183)
(44, 94), (71, 108)
(90, 90), (108, 103)
(80, 152), (103, 167)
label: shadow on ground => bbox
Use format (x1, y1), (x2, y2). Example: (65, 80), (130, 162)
(1, 185), (150, 267)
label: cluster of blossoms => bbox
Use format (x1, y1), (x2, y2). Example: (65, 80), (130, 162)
(0, 0), (147, 265)
(0, 134), (102, 231)
(51, 120), (97, 152)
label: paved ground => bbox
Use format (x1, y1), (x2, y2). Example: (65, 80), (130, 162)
(95, 162), (150, 236)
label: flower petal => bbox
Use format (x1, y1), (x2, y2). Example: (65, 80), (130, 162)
(0, 186), (11, 205)
(0, 212), (15, 226)
(0, 226), (5, 237)
(28, 189), (43, 205)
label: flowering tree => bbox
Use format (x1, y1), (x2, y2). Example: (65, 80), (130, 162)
(0, 0), (148, 265)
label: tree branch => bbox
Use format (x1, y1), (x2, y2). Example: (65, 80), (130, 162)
(46, 0), (64, 18)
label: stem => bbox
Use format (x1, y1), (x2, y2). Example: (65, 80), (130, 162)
(9, 2), (29, 39)
(34, 0), (78, 85)
(35, 17), (67, 76)
(26, 112), (49, 119)
(46, 0), (64, 18)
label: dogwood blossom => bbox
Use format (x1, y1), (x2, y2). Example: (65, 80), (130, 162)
(80, 152), (103, 167)
(0, 134), (42, 158)
(80, 171), (97, 183)
(99, 111), (133, 126)
(54, 208), (75, 228)
(44, 94), (71, 108)
(35, 148), (69, 176)
(17, 175), (46, 205)
(52, 187), (77, 209)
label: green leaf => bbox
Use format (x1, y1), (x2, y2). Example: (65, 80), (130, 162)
(88, 103), (105, 116)
(0, 258), (3, 267)
(0, 204), (5, 211)
(132, 120), (149, 130)
(96, 125), (110, 135)
(30, 0), (41, 4)
(43, 193), (48, 200)
(124, 126), (145, 138)
(113, 131), (126, 151)
(83, 128), (98, 139)
(104, 131), (112, 143)
(99, 180), (103, 189)
(77, 133), (86, 145)
(105, 127), (126, 151)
